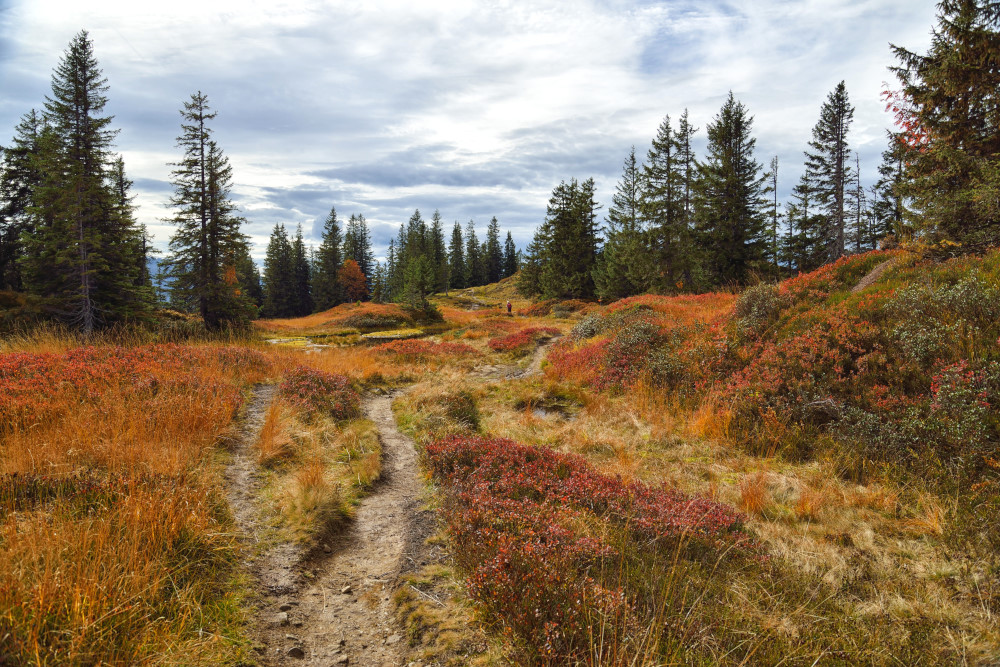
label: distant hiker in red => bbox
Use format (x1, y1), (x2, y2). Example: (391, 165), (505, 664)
(506, 300), (512, 316)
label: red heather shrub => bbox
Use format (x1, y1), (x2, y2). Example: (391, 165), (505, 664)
(0, 345), (267, 432)
(279, 366), (360, 420)
(779, 250), (893, 303)
(373, 339), (477, 359)
(427, 436), (749, 548)
(488, 326), (560, 353)
(425, 435), (755, 662)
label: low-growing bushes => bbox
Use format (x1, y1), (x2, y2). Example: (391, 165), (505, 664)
(547, 249), (1000, 554)
(278, 365), (360, 420)
(488, 326), (560, 354)
(425, 435), (756, 664)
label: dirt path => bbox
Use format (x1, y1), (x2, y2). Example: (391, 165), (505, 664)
(229, 389), (424, 666)
(225, 384), (301, 597)
(475, 335), (559, 380)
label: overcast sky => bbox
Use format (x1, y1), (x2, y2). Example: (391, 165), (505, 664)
(1, 0), (938, 264)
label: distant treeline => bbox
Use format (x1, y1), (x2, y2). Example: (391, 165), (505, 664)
(257, 209), (519, 319)
(3, 2), (998, 330)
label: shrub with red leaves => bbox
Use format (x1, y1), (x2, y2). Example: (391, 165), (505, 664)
(425, 435), (755, 662)
(488, 326), (560, 353)
(278, 366), (360, 420)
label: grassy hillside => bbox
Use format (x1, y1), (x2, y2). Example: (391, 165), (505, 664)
(393, 247), (1000, 664)
(1, 248), (997, 665)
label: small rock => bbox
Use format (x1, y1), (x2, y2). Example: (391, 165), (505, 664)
(285, 634), (300, 641)
(333, 657), (349, 665)
(323, 543), (332, 553)
(279, 603), (293, 611)
(293, 620), (303, 627)
(385, 634), (401, 645)
(340, 585), (352, 595)
(276, 612), (289, 626)
(287, 645), (305, 659)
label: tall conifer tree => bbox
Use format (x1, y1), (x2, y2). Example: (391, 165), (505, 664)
(0, 110), (45, 291)
(594, 146), (651, 300)
(464, 220), (484, 287)
(313, 206), (343, 311)
(448, 220), (465, 289)
(21, 31), (148, 331)
(890, 0), (1000, 245)
(803, 81), (854, 262)
(291, 224), (312, 316)
(166, 91), (250, 327)
(694, 92), (768, 285)
(538, 178), (600, 299)
(484, 216), (503, 284)
(262, 223), (294, 317)
(502, 231), (518, 278)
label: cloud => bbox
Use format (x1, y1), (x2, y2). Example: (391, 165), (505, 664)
(0, 0), (940, 264)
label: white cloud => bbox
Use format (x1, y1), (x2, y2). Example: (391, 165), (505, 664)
(1, 0), (939, 262)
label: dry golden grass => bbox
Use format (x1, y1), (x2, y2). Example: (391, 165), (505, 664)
(256, 301), (414, 334)
(738, 472), (771, 515)
(393, 358), (1000, 662)
(257, 399), (297, 466)
(0, 339), (275, 664)
(261, 412), (382, 545)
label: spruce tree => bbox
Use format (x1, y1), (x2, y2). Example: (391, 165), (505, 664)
(694, 92), (768, 285)
(166, 91), (250, 327)
(430, 210), (449, 293)
(675, 110), (701, 288)
(783, 175), (825, 272)
(370, 262), (387, 303)
(845, 153), (870, 253)
(872, 132), (909, 241)
(485, 216), (503, 284)
(594, 146), (651, 300)
(448, 220), (465, 289)
(766, 156), (781, 277)
(384, 239), (398, 301)
(539, 178), (600, 299)
(890, 0), (1000, 245)
(21, 32), (148, 331)
(803, 81), (854, 262)
(262, 224), (294, 318)
(464, 220), (484, 287)
(502, 231), (518, 278)
(0, 110), (44, 291)
(516, 233), (544, 297)
(291, 224), (312, 316)
(643, 116), (685, 289)
(233, 243), (263, 311)
(313, 206), (343, 311)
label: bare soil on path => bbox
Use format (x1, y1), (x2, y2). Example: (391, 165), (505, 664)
(227, 388), (426, 666)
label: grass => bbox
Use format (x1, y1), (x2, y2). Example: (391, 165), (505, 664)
(0, 340), (274, 664)
(391, 251), (1000, 663)
(5, 249), (1000, 664)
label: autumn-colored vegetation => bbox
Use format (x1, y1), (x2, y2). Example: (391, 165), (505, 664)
(425, 434), (755, 664)
(487, 326), (560, 353)
(0, 343), (274, 664)
(257, 300), (417, 334)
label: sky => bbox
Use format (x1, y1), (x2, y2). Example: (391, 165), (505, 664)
(0, 0), (939, 265)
